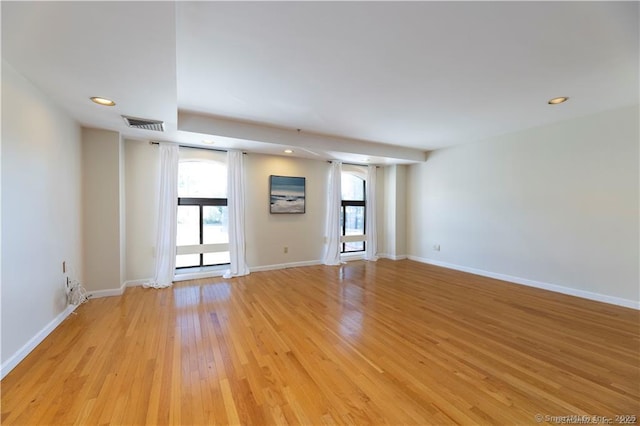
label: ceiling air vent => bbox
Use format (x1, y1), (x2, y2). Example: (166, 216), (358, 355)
(122, 115), (165, 132)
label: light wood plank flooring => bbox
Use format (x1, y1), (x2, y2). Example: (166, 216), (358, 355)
(2, 259), (639, 425)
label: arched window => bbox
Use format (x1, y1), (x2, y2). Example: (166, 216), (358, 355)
(341, 168), (366, 253)
(176, 149), (229, 268)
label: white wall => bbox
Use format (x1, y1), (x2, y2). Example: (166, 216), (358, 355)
(375, 166), (386, 257)
(396, 166), (407, 256)
(1, 61), (82, 366)
(244, 154), (328, 268)
(382, 165), (407, 259)
(124, 139), (159, 282)
(407, 105), (639, 305)
(119, 136), (126, 286)
(123, 148), (331, 278)
(123, 148), (389, 278)
(82, 128), (123, 292)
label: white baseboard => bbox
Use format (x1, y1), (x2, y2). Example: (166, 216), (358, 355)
(120, 256), (372, 286)
(0, 303), (77, 379)
(341, 253), (365, 262)
(174, 270), (226, 282)
(88, 279), (150, 298)
(250, 255), (385, 273)
(125, 278), (152, 288)
(379, 253), (408, 261)
(250, 260), (322, 273)
(88, 281), (126, 299)
(408, 255), (639, 310)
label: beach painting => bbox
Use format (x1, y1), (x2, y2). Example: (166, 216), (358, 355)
(270, 175), (306, 214)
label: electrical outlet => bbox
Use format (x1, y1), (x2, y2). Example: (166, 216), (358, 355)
(433, 244), (441, 251)
(284, 246), (288, 254)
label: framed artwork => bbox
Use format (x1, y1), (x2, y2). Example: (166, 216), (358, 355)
(270, 175), (306, 214)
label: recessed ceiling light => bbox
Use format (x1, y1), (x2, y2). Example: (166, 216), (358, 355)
(90, 96), (116, 106)
(548, 96), (569, 105)
(284, 149), (293, 154)
(202, 139), (215, 144)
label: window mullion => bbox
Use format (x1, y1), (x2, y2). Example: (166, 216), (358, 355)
(176, 159), (230, 269)
(340, 176), (366, 254)
(342, 204), (347, 253)
(199, 204), (204, 267)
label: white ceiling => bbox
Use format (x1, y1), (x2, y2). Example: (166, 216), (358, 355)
(2, 1), (638, 164)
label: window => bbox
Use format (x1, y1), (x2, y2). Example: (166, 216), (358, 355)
(341, 170), (366, 253)
(176, 151), (229, 268)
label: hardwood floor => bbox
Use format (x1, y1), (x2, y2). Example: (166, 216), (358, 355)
(2, 259), (638, 425)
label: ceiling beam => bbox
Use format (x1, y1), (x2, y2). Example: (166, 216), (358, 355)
(178, 111), (427, 163)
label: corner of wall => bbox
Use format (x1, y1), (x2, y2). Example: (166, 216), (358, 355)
(1, 62), (83, 373)
(81, 128), (125, 293)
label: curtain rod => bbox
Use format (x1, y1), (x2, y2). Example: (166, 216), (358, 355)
(149, 142), (376, 165)
(149, 141), (246, 154)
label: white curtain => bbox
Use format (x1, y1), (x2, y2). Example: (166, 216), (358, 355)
(323, 161), (342, 265)
(365, 165), (378, 261)
(224, 150), (250, 278)
(146, 143), (179, 288)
